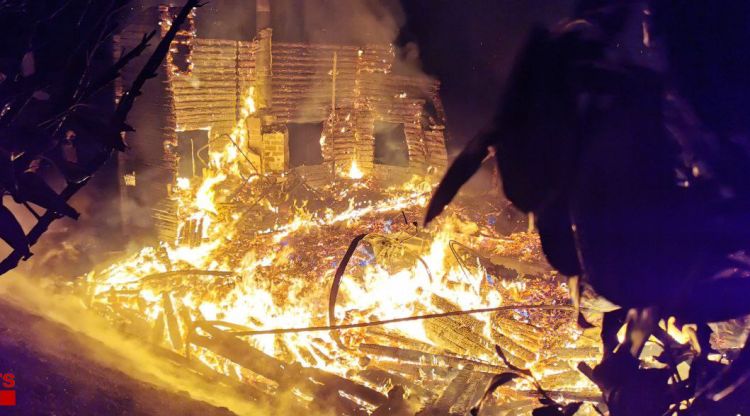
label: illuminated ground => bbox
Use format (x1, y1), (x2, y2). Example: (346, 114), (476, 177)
(0, 280), (251, 416)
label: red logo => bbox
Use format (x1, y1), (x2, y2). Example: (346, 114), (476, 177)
(0, 373), (15, 406)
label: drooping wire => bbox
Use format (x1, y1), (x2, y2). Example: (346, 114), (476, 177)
(195, 304), (575, 336)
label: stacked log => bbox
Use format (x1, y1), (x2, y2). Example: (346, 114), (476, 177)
(170, 38), (257, 133)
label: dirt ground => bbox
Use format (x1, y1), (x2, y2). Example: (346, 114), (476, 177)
(0, 295), (241, 416)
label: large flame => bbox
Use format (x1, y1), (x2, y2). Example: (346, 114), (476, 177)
(86, 86), (602, 411)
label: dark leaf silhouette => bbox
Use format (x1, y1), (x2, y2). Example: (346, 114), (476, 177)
(600, 309), (626, 356)
(532, 402), (582, 416)
(0, 204), (30, 258)
(533, 404), (561, 415)
(535, 195), (581, 275)
(495, 345), (533, 378)
(470, 372), (520, 415)
(424, 132), (491, 225)
(328, 233), (369, 349)
(706, 339), (750, 402)
(20, 50), (34, 77)
(562, 402), (583, 416)
(538, 397), (557, 406)
(16, 171), (80, 220)
(585, 346), (675, 415)
(0, 0), (202, 275)
(577, 312), (595, 330)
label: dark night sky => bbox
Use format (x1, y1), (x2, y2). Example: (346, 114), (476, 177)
(185, 0), (576, 153)
(399, 1), (574, 152)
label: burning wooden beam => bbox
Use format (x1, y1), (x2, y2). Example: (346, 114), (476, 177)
(163, 292), (184, 350)
(190, 323), (387, 410)
(424, 316), (494, 359)
(359, 343), (506, 374)
(357, 367), (436, 402)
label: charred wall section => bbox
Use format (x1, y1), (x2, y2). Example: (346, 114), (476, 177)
(165, 33), (447, 180)
(115, 5), (193, 239)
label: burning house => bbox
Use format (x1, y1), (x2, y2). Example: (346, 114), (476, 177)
(117, 2), (447, 238)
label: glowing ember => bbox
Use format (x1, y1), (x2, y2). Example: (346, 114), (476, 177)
(347, 160), (365, 180)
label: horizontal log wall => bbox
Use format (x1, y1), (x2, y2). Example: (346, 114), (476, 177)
(170, 38), (258, 136)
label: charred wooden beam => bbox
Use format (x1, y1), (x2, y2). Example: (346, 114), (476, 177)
(432, 366), (475, 412)
(493, 316), (544, 344)
(140, 269), (235, 283)
(189, 327), (291, 382)
(424, 316), (494, 358)
(162, 292), (184, 350)
(430, 294), (485, 332)
(357, 367), (435, 402)
(367, 358), (456, 381)
(491, 329), (536, 363)
(365, 327), (443, 354)
(153, 344), (272, 403)
(424, 366), (492, 414)
(481, 399), (537, 415)
(538, 369), (589, 390)
(152, 312), (166, 345)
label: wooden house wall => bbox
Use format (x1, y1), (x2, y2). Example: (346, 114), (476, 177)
(269, 42), (447, 175)
(170, 38), (258, 136)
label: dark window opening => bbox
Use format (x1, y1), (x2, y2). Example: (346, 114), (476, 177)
(176, 130), (210, 178)
(171, 43), (192, 74)
(373, 122), (409, 167)
(288, 122), (324, 167)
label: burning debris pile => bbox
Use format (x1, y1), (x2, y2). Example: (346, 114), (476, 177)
(78, 82), (602, 415)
